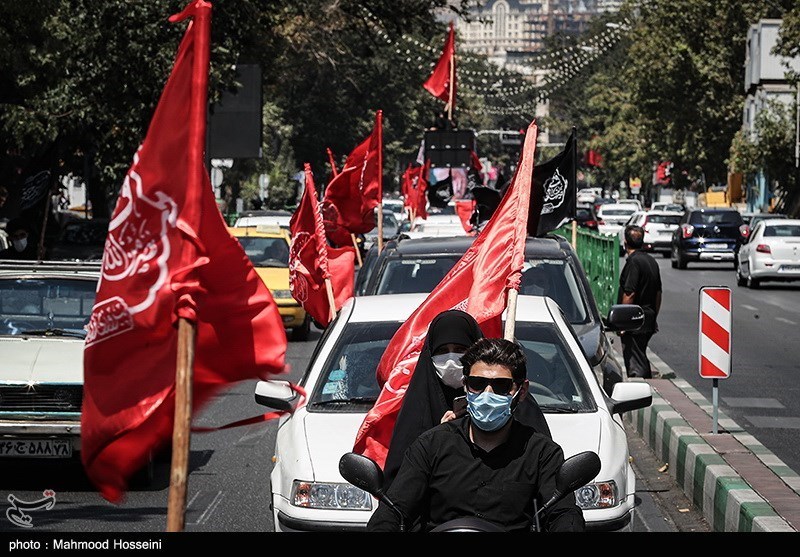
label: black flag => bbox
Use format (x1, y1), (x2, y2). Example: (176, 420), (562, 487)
(529, 128), (577, 237)
(469, 185), (502, 229)
(427, 174), (453, 209)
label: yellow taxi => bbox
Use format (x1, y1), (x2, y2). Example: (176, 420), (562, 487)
(228, 224), (310, 341)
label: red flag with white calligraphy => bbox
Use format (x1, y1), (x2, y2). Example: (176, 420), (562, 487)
(423, 22), (456, 110)
(290, 164), (355, 327)
(81, 1), (287, 503)
(352, 121), (539, 468)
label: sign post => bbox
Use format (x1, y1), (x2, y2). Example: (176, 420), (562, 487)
(698, 286), (732, 434)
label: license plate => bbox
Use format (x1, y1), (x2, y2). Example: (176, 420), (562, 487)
(0, 439), (72, 458)
(706, 243), (727, 250)
(781, 265), (800, 271)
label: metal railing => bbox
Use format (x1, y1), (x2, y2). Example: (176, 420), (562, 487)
(553, 224), (620, 316)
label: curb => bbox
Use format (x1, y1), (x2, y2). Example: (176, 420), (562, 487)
(623, 375), (798, 532)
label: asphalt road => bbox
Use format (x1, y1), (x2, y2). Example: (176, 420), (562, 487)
(643, 255), (800, 476)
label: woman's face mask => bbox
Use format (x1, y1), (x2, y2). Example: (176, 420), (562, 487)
(431, 352), (464, 389)
(12, 238), (27, 252)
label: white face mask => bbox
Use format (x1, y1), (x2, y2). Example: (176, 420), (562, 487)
(431, 352), (464, 389)
(12, 238), (27, 252)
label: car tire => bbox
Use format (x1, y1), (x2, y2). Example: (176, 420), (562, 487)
(736, 264), (746, 286)
(662, 251), (671, 259)
(747, 275), (760, 289)
(676, 249), (687, 270)
(670, 247), (678, 268)
(290, 316), (311, 341)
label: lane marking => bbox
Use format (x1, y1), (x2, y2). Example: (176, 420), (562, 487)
(741, 304), (758, 311)
(775, 317), (797, 325)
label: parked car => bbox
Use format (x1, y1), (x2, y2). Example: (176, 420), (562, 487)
(46, 218), (109, 261)
(619, 211), (683, 257)
(228, 225), (309, 340)
(736, 219), (800, 288)
(670, 208), (745, 270)
(358, 234), (630, 395)
(234, 210), (293, 229)
(575, 204), (600, 231)
(650, 202), (684, 214)
(597, 204), (638, 238)
(256, 293), (651, 532)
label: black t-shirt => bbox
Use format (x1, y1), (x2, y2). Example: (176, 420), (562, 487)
(367, 416), (585, 532)
(618, 250), (662, 331)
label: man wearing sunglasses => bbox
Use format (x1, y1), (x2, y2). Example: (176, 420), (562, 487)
(367, 337), (585, 532)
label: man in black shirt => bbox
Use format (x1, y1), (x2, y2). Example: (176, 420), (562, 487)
(366, 338), (585, 532)
(618, 224), (663, 378)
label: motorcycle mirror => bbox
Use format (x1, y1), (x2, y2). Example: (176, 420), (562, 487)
(556, 451), (601, 495)
(339, 452), (386, 498)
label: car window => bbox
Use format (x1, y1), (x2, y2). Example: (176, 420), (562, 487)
(519, 260), (589, 324)
(647, 214), (682, 225)
(689, 212), (742, 225)
(763, 224), (800, 237)
(234, 236), (289, 267)
(375, 256), (462, 294)
(514, 322), (596, 412)
(0, 278), (97, 337)
(309, 322), (401, 409)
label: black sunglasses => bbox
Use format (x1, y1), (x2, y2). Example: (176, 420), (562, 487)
(465, 376), (517, 396)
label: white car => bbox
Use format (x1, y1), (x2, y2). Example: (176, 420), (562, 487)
(619, 210), (683, 257)
(736, 219), (800, 288)
(234, 210), (293, 229)
(0, 261), (99, 461)
(256, 293), (651, 532)
(597, 204), (638, 238)
(615, 199), (643, 211)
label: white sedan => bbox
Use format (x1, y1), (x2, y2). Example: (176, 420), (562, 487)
(736, 219), (800, 288)
(256, 293), (651, 532)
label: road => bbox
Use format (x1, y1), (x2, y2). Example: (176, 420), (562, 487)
(644, 255), (800, 476)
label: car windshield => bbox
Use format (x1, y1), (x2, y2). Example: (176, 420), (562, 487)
(519, 260), (589, 324)
(0, 278), (97, 338)
(235, 236), (289, 267)
(309, 320), (595, 413)
(375, 256), (462, 294)
(600, 209), (635, 216)
(763, 224), (800, 237)
(647, 214), (682, 225)
(689, 212), (742, 225)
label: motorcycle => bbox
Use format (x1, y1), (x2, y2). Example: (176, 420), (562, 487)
(338, 450), (601, 532)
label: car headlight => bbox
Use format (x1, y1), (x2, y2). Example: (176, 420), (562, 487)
(271, 289), (293, 300)
(574, 481), (618, 509)
(290, 481), (372, 511)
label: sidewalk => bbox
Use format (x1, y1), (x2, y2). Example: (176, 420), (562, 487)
(621, 348), (800, 532)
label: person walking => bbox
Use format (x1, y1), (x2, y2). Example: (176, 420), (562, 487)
(618, 224), (662, 378)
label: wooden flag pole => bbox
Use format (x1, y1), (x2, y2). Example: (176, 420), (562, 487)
(167, 317), (196, 532)
(351, 233), (363, 267)
(503, 288), (519, 341)
(324, 277), (337, 323)
(571, 220), (577, 248)
(447, 42), (455, 123)
(377, 110), (384, 252)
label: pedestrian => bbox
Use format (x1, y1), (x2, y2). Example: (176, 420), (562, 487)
(367, 337), (585, 532)
(0, 220), (38, 261)
(618, 224), (662, 378)
(381, 310), (551, 490)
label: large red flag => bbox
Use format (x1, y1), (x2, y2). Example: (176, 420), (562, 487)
(455, 199), (476, 233)
(322, 111), (383, 246)
(81, 1), (287, 503)
(290, 164), (355, 327)
(352, 121), (539, 467)
(423, 22), (456, 110)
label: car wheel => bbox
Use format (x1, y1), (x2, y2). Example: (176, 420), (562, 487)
(662, 251), (671, 259)
(676, 249), (687, 270)
(290, 316), (311, 341)
(747, 275), (760, 289)
(670, 247), (678, 268)
(736, 264), (746, 287)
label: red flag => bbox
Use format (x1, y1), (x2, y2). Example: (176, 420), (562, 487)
(352, 121), (539, 467)
(401, 163), (413, 211)
(455, 199), (476, 233)
(414, 161), (429, 220)
(322, 111), (383, 246)
(290, 164), (355, 327)
(423, 22), (456, 110)
(81, 1), (288, 503)
(470, 150), (483, 173)
(326, 147), (339, 178)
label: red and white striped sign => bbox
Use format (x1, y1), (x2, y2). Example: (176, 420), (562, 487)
(698, 286), (732, 379)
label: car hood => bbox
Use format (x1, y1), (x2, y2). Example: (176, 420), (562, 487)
(255, 267), (289, 290)
(0, 337), (84, 384)
(301, 410), (602, 481)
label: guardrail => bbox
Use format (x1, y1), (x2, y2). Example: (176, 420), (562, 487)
(553, 224), (619, 316)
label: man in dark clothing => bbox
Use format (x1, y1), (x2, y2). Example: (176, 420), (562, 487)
(618, 224), (662, 378)
(0, 220), (38, 261)
(367, 338), (585, 532)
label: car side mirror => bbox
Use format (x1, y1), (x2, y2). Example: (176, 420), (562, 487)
(603, 304), (644, 332)
(608, 382), (652, 415)
(254, 380), (299, 412)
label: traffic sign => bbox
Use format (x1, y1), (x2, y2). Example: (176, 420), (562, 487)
(698, 286), (731, 379)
